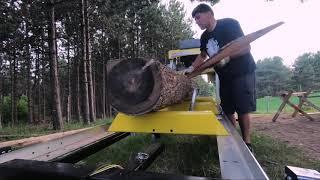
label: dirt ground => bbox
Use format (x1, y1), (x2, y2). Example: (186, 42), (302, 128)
(251, 113), (320, 160)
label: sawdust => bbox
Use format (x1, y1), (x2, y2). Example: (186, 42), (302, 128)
(251, 113), (320, 160)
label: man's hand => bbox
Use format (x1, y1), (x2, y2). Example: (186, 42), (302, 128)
(177, 66), (194, 75)
(216, 56), (230, 67)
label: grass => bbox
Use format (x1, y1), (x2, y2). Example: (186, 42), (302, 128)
(252, 132), (320, 180)
(79, 132), (320, 179)
(256, 92), (320, 113)
(78, 133), (153, 168)
(0, 118), (113, 141)
(1, 93), (319, 178)
(148, 135), (220, 177)
(79, 134), (220, 177)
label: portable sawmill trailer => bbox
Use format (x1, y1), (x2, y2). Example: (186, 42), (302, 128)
(1, 20), (315, 180)
(0, 43), (271, 180)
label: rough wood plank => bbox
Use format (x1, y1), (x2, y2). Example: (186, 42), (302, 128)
(188, 22), (284, 78)
(0, 127), (92, 149)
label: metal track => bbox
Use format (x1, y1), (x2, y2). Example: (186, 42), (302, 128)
(217, 112), (269, 180)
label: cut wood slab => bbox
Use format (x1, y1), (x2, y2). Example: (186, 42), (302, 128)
(188, 22), (284, 78)
(0, 127), (92, 150)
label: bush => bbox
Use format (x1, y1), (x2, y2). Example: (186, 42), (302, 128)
(0, 95), (28, 124)
(194, 76), (215, 96)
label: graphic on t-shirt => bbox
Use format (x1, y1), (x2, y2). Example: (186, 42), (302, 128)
(206, 38), (219, 57)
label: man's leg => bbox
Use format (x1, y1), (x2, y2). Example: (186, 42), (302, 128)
(232, 72), (256, 150)
(219, 77), (236, 126)
(238, 113), (251, 144)
(227, 114), (236, 127)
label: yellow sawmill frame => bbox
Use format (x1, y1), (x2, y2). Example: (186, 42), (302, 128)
(109, 97), (228, 136)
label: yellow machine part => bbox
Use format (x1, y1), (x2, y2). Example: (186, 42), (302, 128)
(168, 48), (200, 59)
(109, 97), (228, 136)
(161, 98), (219, 114)
(109, 111), (227, 135)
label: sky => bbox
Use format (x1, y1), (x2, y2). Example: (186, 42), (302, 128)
(179, 0), (320, 67)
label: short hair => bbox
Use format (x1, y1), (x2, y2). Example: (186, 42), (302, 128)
(192, 3), (214, 18)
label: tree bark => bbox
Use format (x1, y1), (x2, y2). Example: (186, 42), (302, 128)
(10, 50), (17, 125)
(66, 41), (71, 123)
(80, 0), (90, 125)
(0, 73), (2, 129)
(26, 49), (33, 124)
(0, 48), (3, 128)
(108, 58), (193, 115)
(102, 55), (106, 119)
(35, 45), (41, 122)
(0, 92), (2, 129)
(76, 52), (81, 121)
(83, 0), (95, 122)
(25, 22), (33, 124)
(106, 64), (111, 118)
(40, 40), (46, 122)
(43, 85), (46, 122)
(101, 27), (106, 118)
(48, 1), (63, 130)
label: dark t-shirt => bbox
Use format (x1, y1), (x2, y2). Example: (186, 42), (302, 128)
(200, 18), (256, 79)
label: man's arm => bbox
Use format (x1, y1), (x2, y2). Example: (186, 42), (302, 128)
(192, 51), (208, 70)
(224, 19), (251, 59)
(177, 51), (207, 75)
(229, 44), (251, 58)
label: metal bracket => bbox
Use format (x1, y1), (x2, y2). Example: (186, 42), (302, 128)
(127, 143), (164, 171)
(189, 88), (198, 111)
(135, 152), (150, 163)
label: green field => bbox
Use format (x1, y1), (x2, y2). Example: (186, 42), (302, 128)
(256, 92), (320, 113)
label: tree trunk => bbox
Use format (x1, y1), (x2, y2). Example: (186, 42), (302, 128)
(76, 53), (81, 121)
(108, 58), (193, 115)
(10, 50), (17, 125)
(48, 1), (63, 130)
(106, 86), (111, 118)
(66, 41), (71, 123)
(43, 86), (46, 122)
(0, 49), (2, 128)
(0, 92), (2, 129)
(83, 0), (95, 122)
(102, 55), (106, 119)
(0, 74), (2, 129)
(26, 51), (33, 124)
(35, 45), (40, 122)
(25, 23), (33, 124)
(93, 62), (96, 117)
(41, 40), (46, 122)
(101, 27), (106, 119)
(80, 0), (90, 125)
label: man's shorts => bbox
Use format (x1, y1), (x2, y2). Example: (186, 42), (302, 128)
(220, 72), (256, 115)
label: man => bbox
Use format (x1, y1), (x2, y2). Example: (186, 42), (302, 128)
(186, 3), (256, 151)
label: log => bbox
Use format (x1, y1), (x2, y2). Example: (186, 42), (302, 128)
(107, 58), (193, 115)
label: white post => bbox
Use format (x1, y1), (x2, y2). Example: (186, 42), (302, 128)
(215, 73), (221, 104)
